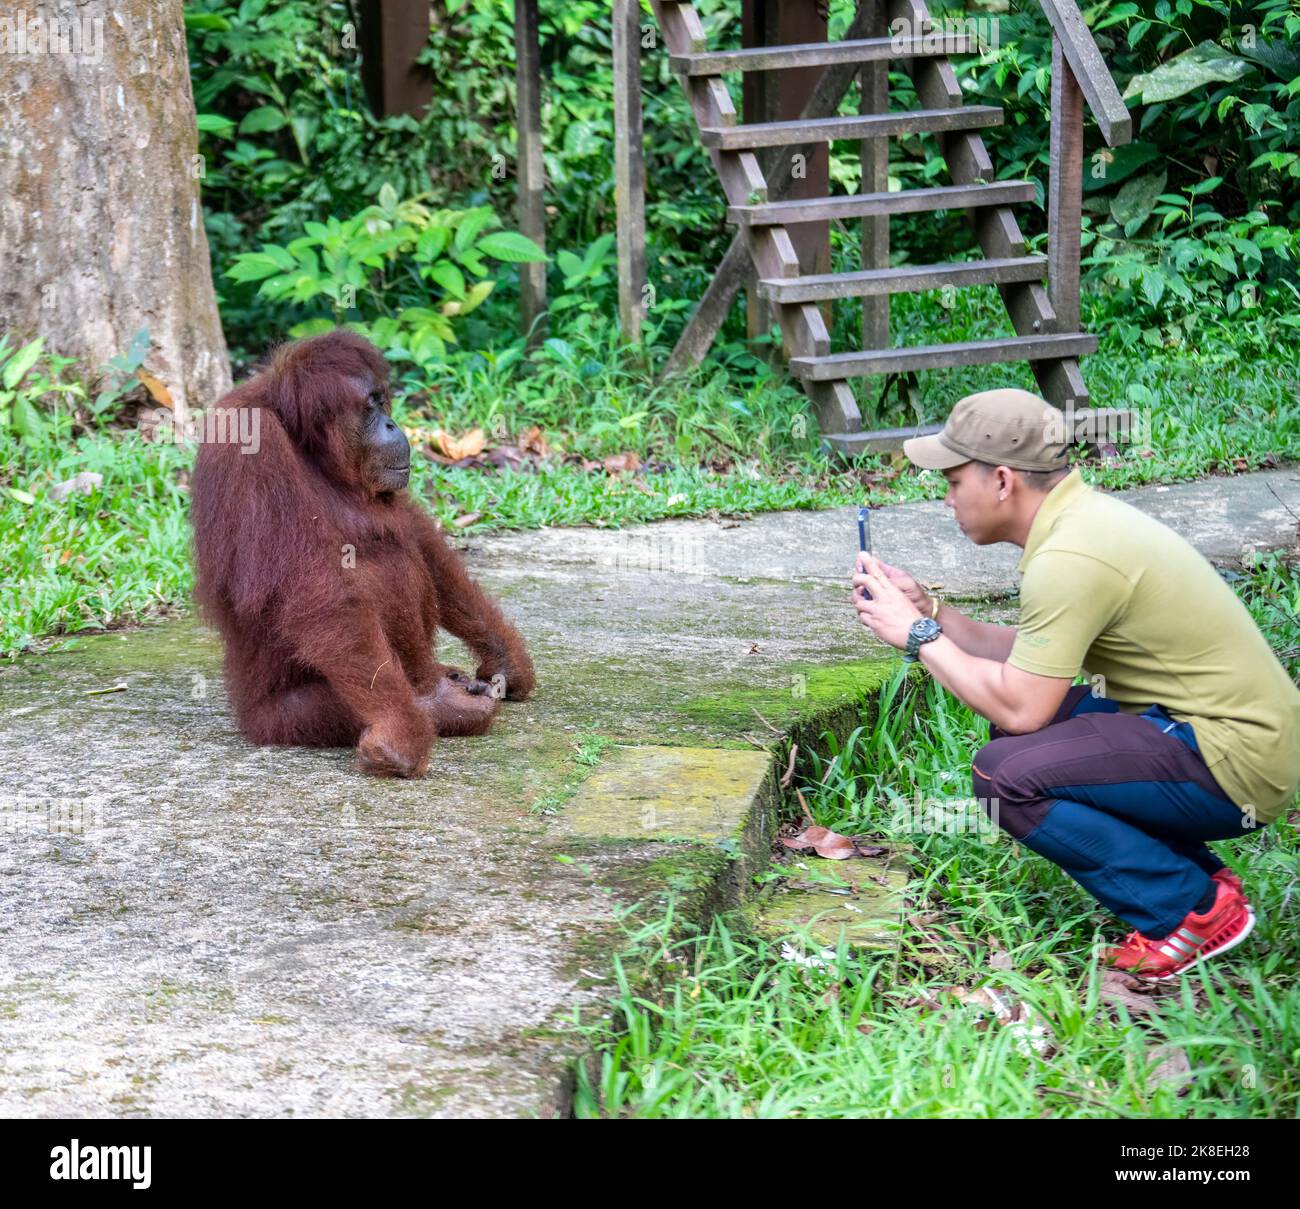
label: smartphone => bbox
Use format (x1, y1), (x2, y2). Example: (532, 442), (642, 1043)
(857, 506), (872, 600)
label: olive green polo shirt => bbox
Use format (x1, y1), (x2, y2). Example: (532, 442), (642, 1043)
(1007, 468), (1300, 825)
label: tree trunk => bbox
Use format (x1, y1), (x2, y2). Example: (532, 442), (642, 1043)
(0, 1), (231, 422)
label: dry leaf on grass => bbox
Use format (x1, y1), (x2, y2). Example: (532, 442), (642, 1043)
(1145, 1044), (1193, 1096)
(47, 471), (103, 502)
(451, 512), (482, 528)
(603, 451), (641, 473)
(433, 427), (487, 461)
(1096, 967), (1181, 1015)
(519, 424), (550, 457)
(948, 985), (1053, 1057)
(781, 788), (887, 859)
(136, 369), (173, 410)
(779, 824), (886, 860)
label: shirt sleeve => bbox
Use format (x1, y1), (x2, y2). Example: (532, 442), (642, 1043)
(1008, 551), (1133, 678)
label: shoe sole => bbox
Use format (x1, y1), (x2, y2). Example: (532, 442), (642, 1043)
(1150, 909), (1256, 981)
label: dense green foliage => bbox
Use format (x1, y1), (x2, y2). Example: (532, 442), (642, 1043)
(185, 0), (1300, 373)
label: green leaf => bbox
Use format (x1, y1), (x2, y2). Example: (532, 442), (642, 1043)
(11, 392), (47, 442)
(225, 253), (284, 283)
(2, 336), (45, 389)
(239, 106), (289, 134)
(1122, 41), (1252, 105)
(453, 208), (494, 253)
(1139, 270), (1166, 308)
(6, 486), (37, 505)
(1083, 142), (1161, 192)
(543, 337), (576, 364)
(196, 113), (236, 138)
(430, 261), (466, 299)
(288, 318), (338, 338)
(125, 328), (150, 370)
(555, 250), (585, 279)
(416, 225), (449, 261)
(185, 12), (232, 31)
(1110, 169), (1167, 228)
(475, 231), (547, 263)
(263, 244), (297, 272)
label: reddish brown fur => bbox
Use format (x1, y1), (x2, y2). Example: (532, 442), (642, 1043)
(191, 329), (535, 777)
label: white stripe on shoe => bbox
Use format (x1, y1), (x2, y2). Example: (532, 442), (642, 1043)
(1153, 912), (1256, 981)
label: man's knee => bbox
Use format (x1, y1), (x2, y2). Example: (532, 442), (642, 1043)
(972, 738), (1048, 839)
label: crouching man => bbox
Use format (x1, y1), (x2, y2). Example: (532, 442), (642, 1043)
(852, 388), (1300, 980)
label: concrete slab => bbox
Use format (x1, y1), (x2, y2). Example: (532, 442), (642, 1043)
(561, 745), (772, 843)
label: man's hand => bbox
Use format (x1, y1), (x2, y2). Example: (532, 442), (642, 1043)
(856, 554), (935, 616)
(852, 554), (924, 649)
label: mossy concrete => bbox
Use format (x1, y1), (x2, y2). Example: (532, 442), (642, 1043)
(755, 846), (913, 953)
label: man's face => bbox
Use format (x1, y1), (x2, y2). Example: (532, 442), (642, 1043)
(941, 461), (1003, 544)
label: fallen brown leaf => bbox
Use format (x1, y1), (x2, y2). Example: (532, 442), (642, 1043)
(1146, 1044), (1193, 1096)
(433, 428), (487, 461)
(781, 824), (857, 859)
(1096, 967), (1179, 1015)
(137, 369), (173, 410)
(451, 512), (482, 528)
(519, 424), (551, 458)
(603, 451), (641, 473)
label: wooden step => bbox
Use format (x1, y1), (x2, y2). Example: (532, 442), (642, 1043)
(790, 334), (1098, 381)
(700, 106), (1003, 150)
(730, 180), (1034, 227)
(759, 256), (1047, 303)
(670, 34), (975, 76)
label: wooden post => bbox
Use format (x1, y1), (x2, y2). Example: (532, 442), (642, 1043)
(741, 0), (773, 348)
(663, 0), (882, 377)
(1047, 34), (1083, 334)
(515, 0), (547, 345)
(357, 0), (433, 118)
(742, 0), (830, 347)
(613, 0), (647, 343)
(859, 1), (889, 350)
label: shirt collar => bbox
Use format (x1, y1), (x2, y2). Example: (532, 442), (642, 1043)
(1017, 468), (1089, 572)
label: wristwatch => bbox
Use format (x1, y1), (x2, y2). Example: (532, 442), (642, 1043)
(902, 617), (943, 662)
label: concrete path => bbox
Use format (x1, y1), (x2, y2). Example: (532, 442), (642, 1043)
(1, 466), (1295, 1118)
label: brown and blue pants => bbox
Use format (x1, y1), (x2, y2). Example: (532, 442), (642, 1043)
(971, 684), (1259, 939)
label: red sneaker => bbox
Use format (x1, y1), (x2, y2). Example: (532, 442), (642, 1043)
(1212, 867), (1254, 923)
(1102, 881), (1254, 981)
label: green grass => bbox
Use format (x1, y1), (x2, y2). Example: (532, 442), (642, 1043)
(2, 300), (1297, 657)
(1, 429), (192, 657)
(569, 554), (1300, 1118)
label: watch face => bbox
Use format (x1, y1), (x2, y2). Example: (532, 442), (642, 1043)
(911, 618), (941, 640)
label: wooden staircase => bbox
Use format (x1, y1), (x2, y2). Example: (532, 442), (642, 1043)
(650, 0), (1132, 455)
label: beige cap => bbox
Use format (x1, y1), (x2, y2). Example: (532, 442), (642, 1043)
(902, 388), (1072, 472)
